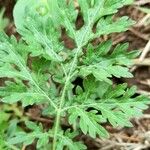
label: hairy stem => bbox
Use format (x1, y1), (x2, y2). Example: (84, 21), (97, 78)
(52, 109), (61, 150)
(52, 49), (80, 149)
(52, 78), (69, 150)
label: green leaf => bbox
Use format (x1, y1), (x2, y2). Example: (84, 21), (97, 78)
(0, 33), (56, 108)
(92, 68), (112, 84)
(56, 130), (86, 150)
(79, 65), (133, 84)
(69, 84), (150, 128)
(0, 8), (9, 31)
(8, 121), (50, 148)
(37, 136), (49, 149)
(25, 121), (39, 131)
(0, 82), (46, 107)
(8, 132), (35, 145)
(106, 66), (133, 78)
(0, 111), (10, 124)
(1, 0), (150, 149)
(13, 0), (49, 29)
(0, 81), (46, 106)
(0, 34), (29, 80)
(1, 92), (46, 106)
(68, 108), (109, 138)
(23, 18), (63, 62)
(96, 105), (133, 127)
(95, 16), (134, 37)
(83, 75), (98, 93)
(96, 40), (112, 56)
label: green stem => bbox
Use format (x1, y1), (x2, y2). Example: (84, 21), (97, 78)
(52, 109), (61, 150)
(51, 2), (103, 148)
(52, 46), (81, 149)
(52, 78), (69, 150)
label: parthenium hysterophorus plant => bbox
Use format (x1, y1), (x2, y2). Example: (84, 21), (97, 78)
(0, 0), (149, 149)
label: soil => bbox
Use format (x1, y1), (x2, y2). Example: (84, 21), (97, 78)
(0, 0), (150, 150)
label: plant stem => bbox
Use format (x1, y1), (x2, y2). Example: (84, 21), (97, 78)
(52, 45), (81, 149)
(52, 78), (69, 150)
(52, 25), (92, 150)
(52, 109), (61, 150)
(51, 2), (102, 148)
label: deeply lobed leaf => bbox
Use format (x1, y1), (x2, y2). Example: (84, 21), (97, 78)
(0, 0), (149, 149)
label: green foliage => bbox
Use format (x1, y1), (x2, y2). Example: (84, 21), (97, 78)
(0, 110), (10, 150)
(8, 121), (50, 149)
(0, 105), (20, 150)
(0, 0), (149, 149)
(56, 130), (86, 150)
(0, 8), (9, 31)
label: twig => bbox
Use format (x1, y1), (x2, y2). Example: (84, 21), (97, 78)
(114, 134), (140, 142)
(137, 90), (150, 96)
(136, 14), (150, 27)
(113, 35), (126, 45)
(100, 144), (115, 150)
(135, 118), (146, 132)
(141, 114), (150, 119)
(129, 28), (149, 41)
(131, 40), (150, 72)
(25, 113), (53, 123)
(139, 40), (150, 61)
(138, 79), (150, 86)
(134, 0), (150, 6)
(134, 58), (150, 66)
(21, 145), (26, 150)
(96, 139), (149, 150)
